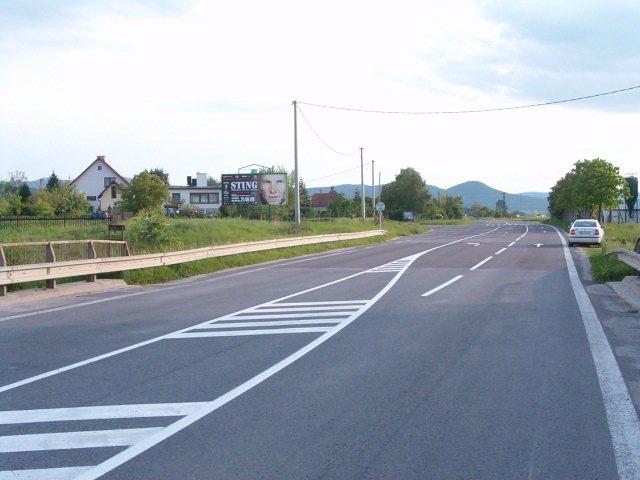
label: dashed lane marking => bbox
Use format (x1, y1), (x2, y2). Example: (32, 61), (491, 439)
(421, 275), (464, 297)
(470, 256), (493, 271)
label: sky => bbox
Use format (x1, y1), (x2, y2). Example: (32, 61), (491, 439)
(1, 0), (639, 193)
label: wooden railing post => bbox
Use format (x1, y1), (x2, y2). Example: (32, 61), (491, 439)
(0, 245), (6, 296)
(87, 241), (97, 282)
(45, 242), (56, 290)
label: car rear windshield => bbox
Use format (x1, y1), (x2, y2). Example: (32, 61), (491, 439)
(574, 220), (597, 227)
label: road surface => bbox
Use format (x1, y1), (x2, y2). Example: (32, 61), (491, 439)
(1, 222), (639, 479)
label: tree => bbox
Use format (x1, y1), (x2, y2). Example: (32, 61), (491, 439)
(207, 176), (220, 187)
(119, 171), (170, 213)
(380, 167), (431, 220)
(18, 183), (32, 202)
(299, 179), (311, 216)
(326, 193), (350, 217)
(7, 170), (27, 194)
(38, 184), (91, 216)
(147, 168), (169, 185)
(0, 193), (22, 215)
(46, 171), (60, 191)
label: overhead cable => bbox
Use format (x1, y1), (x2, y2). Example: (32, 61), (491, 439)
(298, 84), (640, 115)
(297, 105), (359, 156)
(307, 162), (372, 184)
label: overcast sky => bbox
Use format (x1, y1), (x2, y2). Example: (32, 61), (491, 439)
(1, 0), (639, 192)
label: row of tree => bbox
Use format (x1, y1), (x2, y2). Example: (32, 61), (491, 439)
(548, 158), (629, 220)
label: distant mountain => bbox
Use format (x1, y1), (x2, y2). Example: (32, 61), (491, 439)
(26, 178), (48, 190)
(309, 181), (548, 214)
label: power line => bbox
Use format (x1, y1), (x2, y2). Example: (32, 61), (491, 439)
(307, 161), (372, 184)
(298, 84), (640, 115)
(296, 105), (359, 156)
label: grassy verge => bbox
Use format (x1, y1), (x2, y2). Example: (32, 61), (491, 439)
(2, 218), (423, 288)
(542, 218), (639, 282)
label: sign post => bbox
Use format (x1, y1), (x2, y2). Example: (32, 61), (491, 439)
(375, 202), (385, 230)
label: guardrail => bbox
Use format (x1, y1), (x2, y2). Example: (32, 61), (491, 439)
(0, 230), (386, 296)
(607, 248), (640, 271)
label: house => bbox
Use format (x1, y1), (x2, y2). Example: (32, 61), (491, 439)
(97, 183), (121, 214)
(310, 186), (338, 213)
(168, 173), (221, 215)
(71, 156), (129, 212)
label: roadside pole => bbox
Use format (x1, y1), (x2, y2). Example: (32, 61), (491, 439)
(379, 171), (382, 229)
(371, 159), (376, 212)
(293, 100), (301, 225)
(360, 147), (365, 221)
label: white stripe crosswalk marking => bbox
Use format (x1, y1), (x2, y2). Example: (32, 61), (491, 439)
(267, 300), (369, 306)
(168, 327), (334, 338)
(0, 427), (163, 453)
(200, 319), (343, 329)
(248, 305), (361, 312)
(0, 466), (93, 479)
(0, 403), (208, 425)
(210, 311), (353, 321)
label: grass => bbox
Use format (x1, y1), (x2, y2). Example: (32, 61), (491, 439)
(543, 218), (639, 282)
(2, 218), (424, 288)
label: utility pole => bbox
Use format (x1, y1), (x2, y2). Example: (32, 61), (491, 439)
(378, 171), (382, 229)
(293, 100), (300, 225)
(360, 147), (365, 220)
(371, 159), (376, 211)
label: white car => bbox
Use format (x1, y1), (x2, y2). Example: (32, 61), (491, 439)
(568, 219), (604, 246)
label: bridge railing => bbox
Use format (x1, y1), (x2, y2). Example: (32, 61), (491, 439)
(0, 230), (386, 296)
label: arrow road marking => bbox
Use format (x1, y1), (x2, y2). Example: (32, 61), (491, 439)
(534, 243), (544, 248)
(467, 242), (480, 246)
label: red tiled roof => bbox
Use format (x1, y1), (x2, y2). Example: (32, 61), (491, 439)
(311, 187), (336, 208)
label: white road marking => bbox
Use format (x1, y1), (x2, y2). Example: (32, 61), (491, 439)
(248, 305), (361, 312)
(534, 243), (544, 248)
(0, 466), (92, 479)
(470, 256), (493, 271)
(272, 300), (368, 306)
(168, 327), (334, 338)
(421, 275), (463, 297)
(508, 242), (516, 247)
(0, 427), (162, 453)
(0, 403), (208, 425)
(467, 242), (480, 246)
(552, 225), (640, 480)
(210, 312), (352, 321)
(0, 226), (501, 395)
(202, 319), (343, 329)
(494, 248), (507, 255)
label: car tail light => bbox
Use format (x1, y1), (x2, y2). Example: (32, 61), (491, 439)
(594, 229), (600, 235)
(570, 229), (575, 235)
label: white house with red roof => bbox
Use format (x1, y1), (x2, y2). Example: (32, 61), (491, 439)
(71, 156), (129, 212)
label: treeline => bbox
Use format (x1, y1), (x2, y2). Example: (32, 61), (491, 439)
(548, 158), (628, 219)
(0, 171), (90, 216)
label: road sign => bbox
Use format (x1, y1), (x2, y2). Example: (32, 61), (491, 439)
(375, 202), (385, 213)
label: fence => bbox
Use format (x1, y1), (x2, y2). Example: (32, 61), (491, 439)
(0, 240), (130, 293)
(0, 216), (109, 229)
(0, 230), (385, 296)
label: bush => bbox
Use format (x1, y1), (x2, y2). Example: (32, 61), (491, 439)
(129, 209), (174, 246)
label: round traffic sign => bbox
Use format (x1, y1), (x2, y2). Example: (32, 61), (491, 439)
(375, 202), (385, 213)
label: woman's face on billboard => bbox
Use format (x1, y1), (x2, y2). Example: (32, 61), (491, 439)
(260, 174), (286, 205)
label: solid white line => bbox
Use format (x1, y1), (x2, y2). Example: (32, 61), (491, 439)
(469, 256), (493, 271)
(250, 305), (361, 312)
(494, 247), (507, 255)
(0, 427), (162, 453)
(508, 242), (516, 247)
(213, 312), (352, 321)
(76, 225), (504, 480)
(421, 275), (463, 297)
(0, 403), (207, 425)
(168, 327), (334, 338)
(551, 225), (640, 480)
(1, 226), (502, 395)
(200, 320), (343, 329)
(0, 466), (93, 479)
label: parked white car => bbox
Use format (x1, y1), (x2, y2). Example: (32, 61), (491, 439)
(568, 219), (604, 246)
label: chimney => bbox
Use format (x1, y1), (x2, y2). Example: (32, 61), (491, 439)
(330, 186), (335, 192)
(187, 176), (192, 187)
(196, 172), (207, 188)
(97, 155), (105, 161)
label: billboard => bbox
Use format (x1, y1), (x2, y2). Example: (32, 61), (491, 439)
(221, 173), (288, 206)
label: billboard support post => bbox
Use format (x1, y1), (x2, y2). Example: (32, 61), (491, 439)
(293, 100), (301, 225)
(360, 147), (365, 221)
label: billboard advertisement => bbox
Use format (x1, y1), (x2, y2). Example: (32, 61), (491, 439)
(221, 173), (288, 206)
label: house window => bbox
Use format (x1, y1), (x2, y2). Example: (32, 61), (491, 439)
(97, 165), (102, 170)
(86, 196), (97, 201)
(104, 177), (116, 187)
(171, 193), (181, 203)
(111, 185), (117, 199)
(190, 193), (219, 204)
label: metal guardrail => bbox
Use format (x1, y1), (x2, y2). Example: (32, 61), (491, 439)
(0, 230), (386, 296)
(607, 248), (640, 271)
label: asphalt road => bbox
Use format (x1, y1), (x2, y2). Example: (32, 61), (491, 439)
(1, 222), (639, 479)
